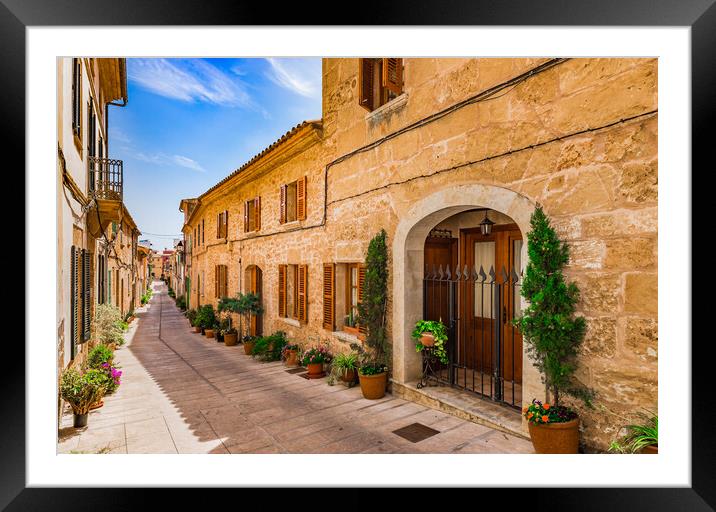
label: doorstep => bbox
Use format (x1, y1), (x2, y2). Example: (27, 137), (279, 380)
(391, 380), (528, 440)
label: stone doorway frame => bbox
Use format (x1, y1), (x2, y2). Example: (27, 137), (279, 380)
(391, 183), (542, 410)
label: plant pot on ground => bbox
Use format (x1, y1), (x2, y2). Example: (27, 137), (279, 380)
(281, 343), (300, 366)
(515, 206), (592, 454)
(301, 346), (332, 379)
(223, 330), (238, 346)
(355, 229), (391, 400)
(242, 336), (256, 355)
(60, 368), (107, 429)
(331, 352), (359, 384)
(205, 328), (215, 339)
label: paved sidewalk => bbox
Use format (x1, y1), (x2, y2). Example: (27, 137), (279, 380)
(58, 281), (533, 454)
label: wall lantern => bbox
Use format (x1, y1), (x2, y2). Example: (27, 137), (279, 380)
(479, 210), (495, 236)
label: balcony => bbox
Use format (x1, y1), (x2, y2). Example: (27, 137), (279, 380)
(86, 156), (124, 238)
(89, 156), (123, 201)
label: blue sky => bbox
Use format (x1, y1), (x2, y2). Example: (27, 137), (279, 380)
(109, 58), (322, 250)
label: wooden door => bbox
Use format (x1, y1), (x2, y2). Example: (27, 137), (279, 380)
(423, 237), (457, 323)
(459, 224), (522, 383)
(247, 266), (263, 337)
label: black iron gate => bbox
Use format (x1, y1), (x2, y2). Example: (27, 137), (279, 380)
(421, 264), (522, 409)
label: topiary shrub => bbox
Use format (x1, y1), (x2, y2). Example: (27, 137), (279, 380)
(515, 205), (592, 409)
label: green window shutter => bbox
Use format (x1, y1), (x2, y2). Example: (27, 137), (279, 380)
(70, 246), (78, 360)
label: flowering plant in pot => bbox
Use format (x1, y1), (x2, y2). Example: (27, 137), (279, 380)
(281, 343), (300, 367)
(608, 413), (658, 454)
(356, 229), (390, 399)
(411, 319), (449, 364)
(301, 345), (332, 378)
(515, 206), (592, 454)
(60, 368), (107, 428)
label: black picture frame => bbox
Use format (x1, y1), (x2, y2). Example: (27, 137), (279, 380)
(4, 0), (709, 508)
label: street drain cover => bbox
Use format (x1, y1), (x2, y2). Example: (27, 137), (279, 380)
(285, 368), (306, 374)
(392, 423), (440, 443)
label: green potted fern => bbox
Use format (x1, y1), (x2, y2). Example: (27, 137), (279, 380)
(609, 413), (658, 454)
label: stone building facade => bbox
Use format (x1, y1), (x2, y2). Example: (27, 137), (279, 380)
(179, 58), (657, 451)
(57, 57), (142, 421)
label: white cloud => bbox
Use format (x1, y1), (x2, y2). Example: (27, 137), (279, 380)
(127, 58), (253, 107)
(265, 58), (321, 98)
(132, 152), (205, 173)
(172, 155), (206, 172)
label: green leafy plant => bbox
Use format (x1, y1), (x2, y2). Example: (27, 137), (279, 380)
(330, 352), (358, 380)
(175, 295), (186, 310)
(60, 368), (107, 416)
(514, 205), (591, 410)
(609, 413), (658, 453)
(195, 304), (217, 330)
(412, 319), (449, 364)
(300, 345), (332, 366)
(186, 308), (198, 326)
(94, 303), (125, 346)
(87, 344), (114, 369)
(356, 229), (390, 376)
(237, 292), (264, 340)
(252, 331), (288, 361)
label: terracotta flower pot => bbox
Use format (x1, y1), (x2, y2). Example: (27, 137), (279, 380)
(420, 332), (436, 347)
(194, 326), (201, 333)
(306, 363), (325, 379)
(205, 329), (215, 339)
(528, 417), (580, 453)
(340, 369), (356, 383)
(224, 333), (238, 346)
(284, 349), (298, 367)
(358, 371), (387, 399)
(642, 444), (658, 454)
(243, 341), (255, 355)
(89, 399), (104, 411)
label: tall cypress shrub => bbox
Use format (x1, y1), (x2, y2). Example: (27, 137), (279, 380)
(357, 229), (390, 374)
(516, 205), (589, 408)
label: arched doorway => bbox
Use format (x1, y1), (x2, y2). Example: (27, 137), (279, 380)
(245, 265), (263, 337)
(423, 208), (523, 407)
(392, 183), (537, 410)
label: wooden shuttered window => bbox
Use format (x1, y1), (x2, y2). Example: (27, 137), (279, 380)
(214, 264), (228, 299)
(254, 197), (261, 231)
(216, 210), (229, 238)
(297, 264), (308, 323)
(382, 58), (403, 96)
(278, 264), (287, 317)
(72, 59), (82, 138)
(297, 176), (307, 221)
(322, 263), (335, 331)
(70, 246), (79, 357)
(358, 58), (375, 111)
(244, 198), (261, 232)
(279, 185), (287, 224)
(243, 201), (249, 232)
(357, 264), (367, 337)
(82, 249), (91, 341)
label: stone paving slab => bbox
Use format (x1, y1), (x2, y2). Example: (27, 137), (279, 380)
(57, 281), (533, 454)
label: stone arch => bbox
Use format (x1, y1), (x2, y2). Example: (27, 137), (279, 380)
(391, 183), (536, 384)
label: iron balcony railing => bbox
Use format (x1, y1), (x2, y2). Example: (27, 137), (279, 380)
(88, 156), (123, 201)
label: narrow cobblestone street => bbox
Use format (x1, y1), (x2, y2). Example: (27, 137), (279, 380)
(59, 281), (533, 454)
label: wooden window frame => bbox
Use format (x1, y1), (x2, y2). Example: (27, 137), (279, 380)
(216, 210), (229, 239)
(322, 263), (335, 331)
(71, 58), (83, 150)
(244, 197), (261, 233)
(280, 177), (307, 224)
(215, 264), (228, 299)
(358, 58), (403, 112)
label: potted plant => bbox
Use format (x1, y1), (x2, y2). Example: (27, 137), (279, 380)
(301, 346), (332, 378)
(242, 335), (257, 355)
(356, 229), (390, 399)
(331, 352), (359, 384)
(196, 305), (217, 338)
(515, 206), (591, 454)
(236, 291), (264, 343)
(60, 367), (107, 428)
(215, 317), (229, 343)
(282, 343), (300, 367)
(609, 413), (658, 454)
(223, 326), (239, 346)
(251, 331), (287, 361)
(412, 319), (449, 364)
(186, 309), (200, 333)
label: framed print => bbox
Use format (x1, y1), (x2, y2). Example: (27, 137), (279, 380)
(3, 0), (711, 508)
